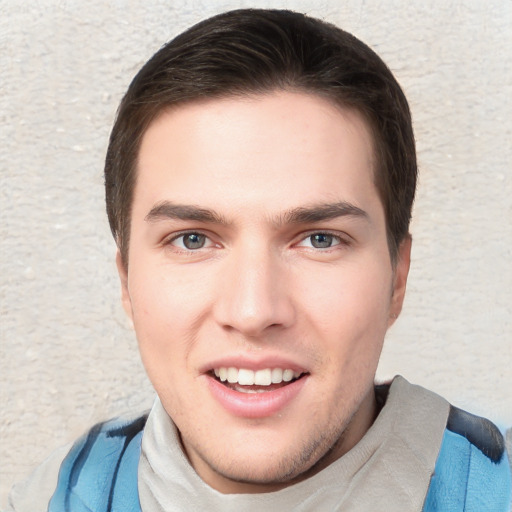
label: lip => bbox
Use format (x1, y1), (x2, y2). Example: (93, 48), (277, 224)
(201, 355), (308, 374)
(205, 372), (308, 418)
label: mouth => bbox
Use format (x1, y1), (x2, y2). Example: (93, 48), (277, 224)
(210, 367), (307, 394)
(204, 359), (310, 417)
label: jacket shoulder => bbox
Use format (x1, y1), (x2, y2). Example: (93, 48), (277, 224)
(423, 406), (511, 512)
(447, 406), (505, 462)
(48, 413), (148, 512)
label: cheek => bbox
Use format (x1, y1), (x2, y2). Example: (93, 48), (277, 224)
(128, 275), (185, 366)
(129, 266), (208, 328)
(297, 258), (392, 329)
(128, 279), (194, 413)
(295, 258), (392, 381)
(127, 266), (217, 377)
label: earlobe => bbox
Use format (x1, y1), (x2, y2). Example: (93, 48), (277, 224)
(116, 250), (134, 328)
(389, 235), (412, 326)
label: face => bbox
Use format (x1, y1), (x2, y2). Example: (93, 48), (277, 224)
(118, 91), (410, 493)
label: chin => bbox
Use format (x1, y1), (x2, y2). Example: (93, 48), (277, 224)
(188, 420), (346, 493)
(208, 456), (314, 492)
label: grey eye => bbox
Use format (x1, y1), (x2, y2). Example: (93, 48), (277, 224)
(310, 234), (334, 248)
(183, 233), (206, 249)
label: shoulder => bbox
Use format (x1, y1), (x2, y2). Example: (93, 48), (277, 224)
(446, 406), (505, 462)
(7, 413), (148, 512)
(7, 444), (72, 512)
(48, 412), (148, 512)
(60, 412), (148, 468)
(423, 406), (511, 512)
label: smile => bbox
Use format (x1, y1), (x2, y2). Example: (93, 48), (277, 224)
(206, 365), (308, 416)
(213, 367), (304, 386)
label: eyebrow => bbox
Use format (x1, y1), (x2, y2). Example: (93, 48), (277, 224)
(145, 200), (368, 226)
(281, 202), (369, 225)
(145, 201), (227, 224)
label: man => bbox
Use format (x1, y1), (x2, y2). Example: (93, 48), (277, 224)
(9, 8), (511, 511)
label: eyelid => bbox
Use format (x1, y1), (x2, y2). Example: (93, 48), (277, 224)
(294, 230), (352, 248)
(160, 228), (352, 251)
(162, 230), (218, 250)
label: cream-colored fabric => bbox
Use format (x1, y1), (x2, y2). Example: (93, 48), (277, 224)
(6, 443), (71, 512)
(138, 376), (450, 512)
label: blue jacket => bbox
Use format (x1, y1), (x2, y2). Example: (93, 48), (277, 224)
(48, 408), (511, 511)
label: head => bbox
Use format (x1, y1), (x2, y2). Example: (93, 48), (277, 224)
(106, 9), (416, 493)
(105, 8), (417, 268)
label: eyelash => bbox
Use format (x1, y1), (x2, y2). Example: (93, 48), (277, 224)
(164, 231), (215, 252)
(163, 230), (350, 253)
(295, 231), (350, 250)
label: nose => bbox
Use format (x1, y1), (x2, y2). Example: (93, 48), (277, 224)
(213, 244), (295, 337)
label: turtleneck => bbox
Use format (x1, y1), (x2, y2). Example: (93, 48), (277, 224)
(138, 376), (450, 511)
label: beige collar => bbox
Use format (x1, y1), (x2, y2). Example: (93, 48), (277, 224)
(138, 376), (449, 512)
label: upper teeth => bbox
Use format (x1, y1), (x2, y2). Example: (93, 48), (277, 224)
(213, 367), (302, 386)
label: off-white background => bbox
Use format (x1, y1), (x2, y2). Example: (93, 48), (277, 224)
(1, 0), (511, 505)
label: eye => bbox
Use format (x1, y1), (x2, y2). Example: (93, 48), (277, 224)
(297, 232), (342, 249)
(169, 232), (212, 250)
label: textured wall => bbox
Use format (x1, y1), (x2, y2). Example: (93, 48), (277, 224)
(1, 0), (511, 505)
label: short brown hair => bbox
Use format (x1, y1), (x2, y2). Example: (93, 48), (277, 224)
(105, 8), (417, 266)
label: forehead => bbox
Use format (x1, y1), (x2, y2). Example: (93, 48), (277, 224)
(135, 91), (380, 219)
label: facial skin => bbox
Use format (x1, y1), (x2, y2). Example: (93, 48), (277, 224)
(117, 91), (410, 493)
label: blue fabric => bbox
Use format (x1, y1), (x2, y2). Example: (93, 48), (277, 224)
(49, 411), (511, 511)
(423, 429), (511, 511)
(48, 416), (145, 512)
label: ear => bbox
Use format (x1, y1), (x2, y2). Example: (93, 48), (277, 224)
(388, 235), (412, 327)
(116, 249), (134, 328)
